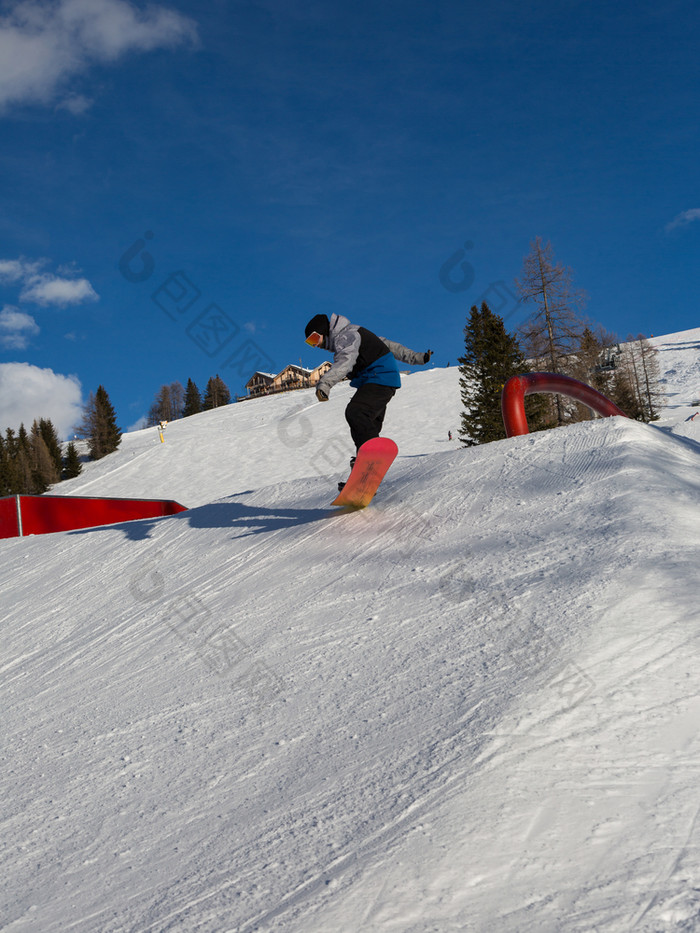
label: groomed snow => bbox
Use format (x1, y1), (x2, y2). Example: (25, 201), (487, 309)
(2, 331), (700, 932)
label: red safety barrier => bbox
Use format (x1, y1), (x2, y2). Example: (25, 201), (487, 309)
(0, 495), (187, 539)
(0, 496), (21, 539)
(502, 372), (628, 438)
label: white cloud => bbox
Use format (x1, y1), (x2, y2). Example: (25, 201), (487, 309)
(20, 273), (98, 307)
(665, 208), (700, 233)
(0, 0), (199, 111)
(0, 256), (99, 307)
(58, 0), (198, 58)
(0, 362), (83, 438)
(55, 92), (93, 114)
(127, 414), (148, 432)
(0, 305), (40, 349)
(0, 258), (44, 283)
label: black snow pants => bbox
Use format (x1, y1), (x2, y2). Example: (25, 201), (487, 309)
(345, 384), (397, 451)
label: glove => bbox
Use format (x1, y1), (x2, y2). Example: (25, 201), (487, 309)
(316, 386), (329, 402)
(423, 350), (433, 364)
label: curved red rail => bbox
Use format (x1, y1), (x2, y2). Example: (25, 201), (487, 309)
(501, 372), (628, 437)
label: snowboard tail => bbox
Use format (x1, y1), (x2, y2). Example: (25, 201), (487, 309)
(331, 437), (398, 509)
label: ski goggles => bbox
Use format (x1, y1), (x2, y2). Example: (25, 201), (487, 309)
(305, 331), (324, 348)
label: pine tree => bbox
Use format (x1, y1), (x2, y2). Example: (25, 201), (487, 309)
(62, 441), (83, 479)
(76, 386), (122, 460)
(610, 369), (645, 420)
(30, 420), (59, 492)
(3, 429), (21, 494)
(15, 425), (34, 493)
(458, 302), (546, 446)
(93, 386), (121, 459)
(203, 375), (230, 410)
(39, 418), (64, 478)
(183, 378), (202, 417)
(0, 434), (10, 497)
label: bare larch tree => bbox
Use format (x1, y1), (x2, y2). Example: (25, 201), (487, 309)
(515, 237), (588, 425)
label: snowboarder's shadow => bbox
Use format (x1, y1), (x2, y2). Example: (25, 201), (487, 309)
(67, 498), (338, 542)
(184, 500), (337, 537)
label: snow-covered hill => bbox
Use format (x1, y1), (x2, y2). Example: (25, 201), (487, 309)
(2, 330), (700, 932)
(53, 366), (464, 507)
(649, 326), (700, 435)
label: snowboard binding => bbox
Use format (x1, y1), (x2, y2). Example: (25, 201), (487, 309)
(337, 456), (356, 492)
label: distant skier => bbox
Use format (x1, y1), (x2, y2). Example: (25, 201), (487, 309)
(448, 430), (452, 441)
(304, 313), (432, 454)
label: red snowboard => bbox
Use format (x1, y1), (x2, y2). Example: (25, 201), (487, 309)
(331, 437), (399, 509)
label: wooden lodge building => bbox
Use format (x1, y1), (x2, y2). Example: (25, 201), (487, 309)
(244, 362), (332, 399)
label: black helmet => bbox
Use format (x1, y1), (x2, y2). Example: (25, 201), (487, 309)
(305, 314), (331, 347)
(304, 314), (330, 339)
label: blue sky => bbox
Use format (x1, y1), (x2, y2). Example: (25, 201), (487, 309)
(1, 0), (699, 438)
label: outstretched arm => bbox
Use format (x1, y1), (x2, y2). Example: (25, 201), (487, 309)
(381, 337), (432, 365)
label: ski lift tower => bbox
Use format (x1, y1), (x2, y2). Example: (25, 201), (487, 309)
(593, 344), (622, 375)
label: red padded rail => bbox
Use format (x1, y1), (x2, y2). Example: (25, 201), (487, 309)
(502, 372), (628, 437)
(0, 496), (21, 539)
(0, 495), (187, 538)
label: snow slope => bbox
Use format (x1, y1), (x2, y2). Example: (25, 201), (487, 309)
(52, 367), (463, 507)
(649, 326), (700, 437)
(2, 333), (700, 932)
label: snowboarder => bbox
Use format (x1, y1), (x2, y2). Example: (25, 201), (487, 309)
(304, 313), (432, 454)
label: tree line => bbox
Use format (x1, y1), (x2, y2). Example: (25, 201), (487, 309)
(0, 384), (123, 496)
(0, 373), (232, 497)
(4, 237), (666, 495)
(0, 419), (81, 496)
(146, 375), (230, 426)
(459, 237), (663, 446)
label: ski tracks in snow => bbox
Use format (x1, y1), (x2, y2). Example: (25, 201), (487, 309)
(4, 399), (700, 933)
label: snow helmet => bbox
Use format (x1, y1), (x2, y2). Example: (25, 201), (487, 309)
(304, 314), (330, 341)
